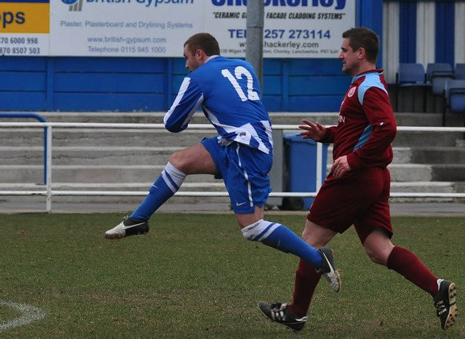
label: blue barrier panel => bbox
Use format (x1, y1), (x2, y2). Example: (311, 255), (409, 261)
(284, 133), (329, 210)
(0, 113), (48, 185)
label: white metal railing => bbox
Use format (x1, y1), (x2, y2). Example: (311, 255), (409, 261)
(1, 122), (465, 212)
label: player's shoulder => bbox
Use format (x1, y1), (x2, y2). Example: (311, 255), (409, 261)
(190, 56), (227, 76)
(350, 70), (387, 104)
(355, 70), (385, 88)
(195, 56), (251, 78)
(208, 55), (252, 69)
(357, 70), (387, 93)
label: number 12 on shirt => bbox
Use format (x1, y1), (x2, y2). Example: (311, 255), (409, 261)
(222, 66), (260, 102)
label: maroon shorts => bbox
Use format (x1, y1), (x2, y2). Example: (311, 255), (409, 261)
(307, 166), (393, 244)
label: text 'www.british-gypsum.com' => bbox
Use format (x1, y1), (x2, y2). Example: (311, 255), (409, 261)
(87, 36), (167, 44)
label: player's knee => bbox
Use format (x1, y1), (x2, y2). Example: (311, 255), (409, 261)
(168, 152), (183, 170)
(366, 249), (388, 265)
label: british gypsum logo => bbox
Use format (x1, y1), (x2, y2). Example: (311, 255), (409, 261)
(70, 0), (84, 11)
(62, 0), (84, 12)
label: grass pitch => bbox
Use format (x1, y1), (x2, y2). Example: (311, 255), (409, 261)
(0, 213), (463, 339)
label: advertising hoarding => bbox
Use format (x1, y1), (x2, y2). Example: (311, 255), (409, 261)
(0, 0), (355, 58)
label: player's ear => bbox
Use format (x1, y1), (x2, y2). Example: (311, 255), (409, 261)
(357, 47), (366, 60)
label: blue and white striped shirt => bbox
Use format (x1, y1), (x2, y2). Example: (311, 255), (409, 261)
(164, 56), (273, 154)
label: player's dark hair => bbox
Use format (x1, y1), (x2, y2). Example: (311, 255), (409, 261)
(184, 33), (220, 57)
(342, 27), (379, 63)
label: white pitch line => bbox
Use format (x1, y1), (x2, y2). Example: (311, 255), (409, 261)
(0, 301), (47, 331)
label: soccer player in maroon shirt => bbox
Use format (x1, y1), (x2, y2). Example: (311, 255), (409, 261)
(259, 27), (457, 332)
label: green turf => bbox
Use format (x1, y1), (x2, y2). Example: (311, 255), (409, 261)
(0, 213), (463, 338)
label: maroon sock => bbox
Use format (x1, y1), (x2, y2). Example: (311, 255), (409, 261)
(387, 245), (438, 297)
(288, 259), (321, 317)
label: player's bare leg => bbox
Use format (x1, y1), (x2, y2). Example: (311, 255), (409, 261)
(105, 143), (215, 239)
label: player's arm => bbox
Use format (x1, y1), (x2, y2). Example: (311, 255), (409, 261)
(164, 77), (203, 133)
(299, 119), (336, 143)
(301, 119), (346, 178)
(346, 87), (397, 170)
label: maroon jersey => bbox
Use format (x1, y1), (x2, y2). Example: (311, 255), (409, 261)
(321, 69), (397, 170)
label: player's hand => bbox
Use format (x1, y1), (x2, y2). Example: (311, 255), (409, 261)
(331, 155), (351, 178)
(299, 119), (326, 142)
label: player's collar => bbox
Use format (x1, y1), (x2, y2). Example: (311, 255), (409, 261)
(205, 55), (220, 63)
(352, 68), (384, 82)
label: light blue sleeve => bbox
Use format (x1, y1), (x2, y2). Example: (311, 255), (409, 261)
(357, 76), (388, 105)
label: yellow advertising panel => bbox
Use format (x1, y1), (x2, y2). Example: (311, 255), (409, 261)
(0, 2), (49, 33)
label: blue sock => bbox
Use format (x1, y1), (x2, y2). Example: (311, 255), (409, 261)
(130, 162), (186, 220)
(242, 220), (322, 269)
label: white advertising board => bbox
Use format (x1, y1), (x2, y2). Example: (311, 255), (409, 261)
(1, 0), (355, 58)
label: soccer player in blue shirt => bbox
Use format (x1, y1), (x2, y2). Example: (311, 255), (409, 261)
(104, 33), (340, 292)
